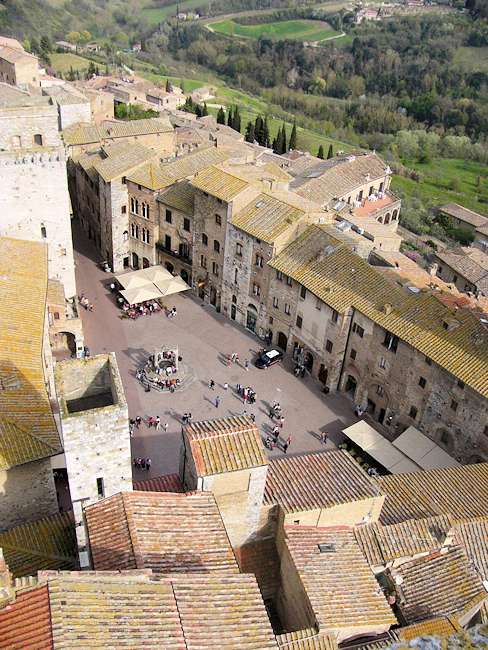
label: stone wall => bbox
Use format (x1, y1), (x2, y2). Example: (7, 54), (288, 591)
(155, 191), (194, 281)
(58, 101), (91, 130)
(0, 149), (76, 298)
(0, 459), (58, 532)
(55, 354), (132, 566)
(0, 104), (59, 150)
(126, 182), (160, 270)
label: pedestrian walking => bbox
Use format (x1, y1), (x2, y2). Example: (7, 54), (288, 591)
(155, 416), (161, 430)
(140, 458), (146, 469)
(320, 431), (328, 444)
(250, 413), (256, 422)
(272, 425), (280, 440)
(279, 415), (285, 428)
(148, 416), (155, 428)
(135, 416), (142, 428)
(236, 383), (242, 395)
(163, 422), (169, 433)
(209, 379), (215, 390)
(245, 359), (249, 371)
(146, 458), (151, 471)
(283, 435), (291, 454)
(223, 382), (228, 391)
(215, 395), (221, 408)
(243, 387), (248, 404)
(187, 412), (192, 424)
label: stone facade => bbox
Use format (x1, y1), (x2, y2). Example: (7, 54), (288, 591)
(0, 149), (76, 298)
(56, 99), (91, 130)
(0, 459), (59, 532)
(155, 195), (194, 282)
(0, 48), (40, 92)
(55, 354), (132, 566)
(126, 181), (161, 270)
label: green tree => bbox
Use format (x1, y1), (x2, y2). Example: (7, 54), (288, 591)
(289, 120), (297, 151)
(254, 115), (264, 145)
(327, 144), (334, 159)
(30, 37), (40, 54)
(263, 117), (270, 148)
(279, 123), (288, 154)
(40, 35), (52, 54)
(227, 106), (233, 127)
(245, 121), (255, 143)
(180, 79), (185, 93)
(165, 79), (172, 93)
(232, 106), (241, 133)
(202, 102), (208, 117)
(66, 31), (81, 47)
(217, 106), (226, 124)
(317, 145), (325, 159)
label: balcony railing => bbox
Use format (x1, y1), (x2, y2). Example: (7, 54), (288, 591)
(156, 241), (192, 265)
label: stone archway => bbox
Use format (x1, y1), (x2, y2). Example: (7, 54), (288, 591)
(246, 303), (258, 333)
(180, 269), (189, 284)
(277, 332), (288, 351)
(132, 252), (139, 269)
(143, 257), (150, 269)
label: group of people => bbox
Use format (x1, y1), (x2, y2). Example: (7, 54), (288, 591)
(120, 300), (161, 320)
(236, 384), (257, 404)
(133, 457), (152, 470)
(79, 293), (94, 311)
(265, 431), (292, 454)
(181, 413), (193, 425)
(167, 306), (177, 318)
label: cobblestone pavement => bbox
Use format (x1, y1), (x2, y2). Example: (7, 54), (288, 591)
(73, 223), (359, 480)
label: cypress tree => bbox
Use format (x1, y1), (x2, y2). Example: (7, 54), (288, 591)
(279, 123), (287, 154)
(217, 106), (226, 124)
(327, 144), (334, 159)
(254, 115), (264, 145)
(245, 121), (255, 143)
(233, 106), (241, 133)
(289, 120), (297, 151)
(317, 144), (325, 159)
(272, 137), (278, 154)
(227, 106), (233, 127)
(202, 102), (208, 116)
(263, 116), (270, 148)
(195, 104), (203, 118)
(165, 78), (172, 93)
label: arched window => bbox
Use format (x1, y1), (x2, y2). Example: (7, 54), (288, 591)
(123, 230), (128, 241)
(34, 134), (43, 146)
(385, 213), (391, 224)
(135, 225), (139, 239)
(392, 210), (398, 220)
(131, 223), (135, 238)
(41, 224), (47, 239)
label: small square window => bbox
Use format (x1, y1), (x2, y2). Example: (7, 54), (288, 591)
(202, 233), (208, 246)
(236, 243), (243, 256)
(325, 340), (333, 353)
(296, 315), (303, 329)
(379, 357), (386, 369)
(165, 209), (172, 224)
(214, 240), (220, 253)
(425, 356), (432, 365)
(450, 400), (458, 412)
(316, 299), (322, 311)
(183, 218), (190, 232)
(457, 379), (465, 389)
(419, 377), (426, 389)
(273, 297), (279, 308)
(353, 323), (364, 338)
(215, 214), (222, 226)
(121, 205), (127, 214)
(286, 276), (292, 287)
(331, 309), (339, 323)
(350, 349), (357, 360)
(284, 303), (291, 315)
(409, 406), (418, 420)
(300, 286), (306, 300)
(276, 271), (283, 281)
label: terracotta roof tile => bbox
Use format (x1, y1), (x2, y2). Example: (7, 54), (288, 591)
(169, 573), (278, 649)
(133, 473), (184, 492)
(190, 165), (250, 201)
(438, 203), (488, 228)
(355, 515), (454, 567)
(397, 616), (460, 641)
(449, 516), (488, 580)
(270, 226), (488, 398)
(0, 512), (77, 579)
(85, 491), (239, 574)
(94, 142), (156, 182)
(0, 585), (53, 649)
(378, 464), (488, 524)
(184, 416), (268, 477)
(232, 192), (305, 244)
(234, 538), (280, 600)
(435, 247), (488, 290)
(158, 180), (195, 215)
(62, 116), (173, 146)
(390, 547), (486, 624)
(276, 629), (338, 649)
(264, 450), (379, 514)
(284, 526), (397, 631)
(0, 237), (61, 469)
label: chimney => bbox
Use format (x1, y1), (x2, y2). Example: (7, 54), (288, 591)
(0, 549), (14, 607)
(383, 303), (393, 315)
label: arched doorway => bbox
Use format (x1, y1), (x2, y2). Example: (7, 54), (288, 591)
(246, 304), (257, 333)
(210, 285), (217, 307)
(165, 262), (174, 274)
(345, 374), (357, 397)
(304, 351), (314, 373)
(180, 269), (189, 283)
(132, 252), (139, 269)
(57, 332), (76, 357)
(143, 257), (150, 269)
(319, 364), (328, 385)
(277, 332), (288, 351)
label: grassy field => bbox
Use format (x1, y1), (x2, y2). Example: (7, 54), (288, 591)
(50, 52), (92, 73)
(209, 19), (341, 42)
(453, 46), (488, 72)
(392, 158), (488, 217)
(141, 0), (204, 24)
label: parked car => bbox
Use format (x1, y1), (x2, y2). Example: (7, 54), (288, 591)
(255, 348), (283, 369)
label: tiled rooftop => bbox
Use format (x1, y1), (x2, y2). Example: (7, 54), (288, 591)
(158, 180), (195, 215)
(62, 116), (173, 146)
(354, 515), (454, 567)
(397, 617), (460, 642)
(184, 415), (268, 477)
(232, 192), (305, 243)
(284, 526), (397, 631)
(436, 246), (488, 290)
(264, 450), (378, 514)
(0, 237), (61, 470)
(0, 511), (77, 579)
(190, 164), (250, 201)
(270, 225), (488, 398)
(94, 142), (156, 182)
(390, 547), (486, 624)
(133, 472), (184, 492)
(449, 516), (488, 581)
(0, 44), (38, 64)
(378, 463), (488, 524)
(292, 153), (389, 206)
(439, 203), (488, 228)
(85, 491), (239, 573)
(276, 629), (338, 649)
(0, 585), (53, 649)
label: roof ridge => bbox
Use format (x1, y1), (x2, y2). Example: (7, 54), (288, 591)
(120, 493), (139, 569)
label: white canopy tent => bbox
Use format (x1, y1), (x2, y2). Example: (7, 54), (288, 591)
(115, 265), (190, 305)
(392, 426), (460, 470)
(342, 420), (420, 474)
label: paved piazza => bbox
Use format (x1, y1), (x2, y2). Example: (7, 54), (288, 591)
(74, 225), (358, 480)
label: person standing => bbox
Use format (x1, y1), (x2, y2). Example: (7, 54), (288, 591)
(215, 395), (221, 408)
(146, 458), (151, 471)
(209, 379), (215, 390)
(245, 359), (249, 371)
(283, 435), (291, 454)
(279, 415), (285, 428)
(223, 382), (228, 391)
(135, 416), (142, 428)
(321, 431), (328, 444)
(155, 416), (161, 431)
(163, 422), (169, 433)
